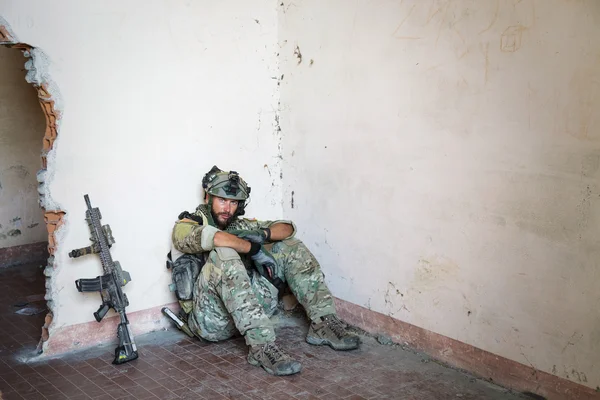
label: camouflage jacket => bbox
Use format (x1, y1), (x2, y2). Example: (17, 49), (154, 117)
(171, 204), (297, 255)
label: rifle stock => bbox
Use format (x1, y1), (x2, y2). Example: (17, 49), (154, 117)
(70, 194), (139, 365)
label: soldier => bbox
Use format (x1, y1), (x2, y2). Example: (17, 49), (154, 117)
(170, 165), (359, 376)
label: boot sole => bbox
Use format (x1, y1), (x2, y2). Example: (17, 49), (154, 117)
(306, 335), (359, 351)
(247, 356), (302, 376)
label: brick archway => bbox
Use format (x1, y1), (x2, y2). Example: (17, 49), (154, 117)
(1, 22), (65, 352)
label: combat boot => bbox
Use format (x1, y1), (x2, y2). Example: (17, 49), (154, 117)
(306, 314), (360, 350)
(248, 342), (302, 376)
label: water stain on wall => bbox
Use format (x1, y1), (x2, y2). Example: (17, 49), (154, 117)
(414, 255), (460, 288)
(490, 169), (598, 243)
(559, 60), (600, 140)
(500, 25), (526, 52)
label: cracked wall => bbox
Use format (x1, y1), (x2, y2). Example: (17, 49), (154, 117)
(3, 1), (599, 398)
(278, 0), (600, 396)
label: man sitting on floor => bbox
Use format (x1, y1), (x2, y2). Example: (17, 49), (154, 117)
(169, 166), (359, 376)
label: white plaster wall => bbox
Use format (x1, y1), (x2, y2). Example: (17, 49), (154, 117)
(279, 0), (600, 389)
(0, 46), (47, 248)
(0, 0), (282, 334)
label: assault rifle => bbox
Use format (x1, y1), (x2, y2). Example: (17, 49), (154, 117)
(69, 194), (139, 365)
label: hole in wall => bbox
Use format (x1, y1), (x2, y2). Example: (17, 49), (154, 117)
(1, 21), (66, 355)
(0, 46), (48, 264)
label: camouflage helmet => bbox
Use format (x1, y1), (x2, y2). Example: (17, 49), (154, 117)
(202, 165), (251, 201)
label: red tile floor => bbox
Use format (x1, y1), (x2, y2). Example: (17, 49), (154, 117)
(0, 262), (527, 399)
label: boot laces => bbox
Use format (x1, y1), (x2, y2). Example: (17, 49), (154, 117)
(324, 315), (346, 339)
(264, 342), (288, 364)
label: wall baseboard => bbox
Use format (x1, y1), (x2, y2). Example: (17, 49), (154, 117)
(44, 302), (176, 356)
(0, 242), (49, 268)
(334, 297), (597, 400)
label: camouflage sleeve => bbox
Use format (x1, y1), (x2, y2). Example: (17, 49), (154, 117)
(172, 220), (220, 253)
(235, 218), (297, 241)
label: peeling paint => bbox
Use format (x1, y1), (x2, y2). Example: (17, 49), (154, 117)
(293, 44), (302, 64)
(7, 229), (21, 237)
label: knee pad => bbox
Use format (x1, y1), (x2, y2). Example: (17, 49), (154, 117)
(214, 247), (240, 261)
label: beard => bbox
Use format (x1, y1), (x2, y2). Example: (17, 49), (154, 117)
(211, 210), (233, 230)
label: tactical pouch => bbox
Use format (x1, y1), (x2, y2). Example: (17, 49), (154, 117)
(166, 251), (205, 301)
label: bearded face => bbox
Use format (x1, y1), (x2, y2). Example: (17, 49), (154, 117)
(209, 196), (239, 229)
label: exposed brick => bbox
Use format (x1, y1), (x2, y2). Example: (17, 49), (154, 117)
(39, 99), (59, 151)
(0, 26), (15, 42)
(44, 211), (66, 256)
(40, 312), (52, 341)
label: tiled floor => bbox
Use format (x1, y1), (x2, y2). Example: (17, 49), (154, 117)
(0, 262), (525, 399)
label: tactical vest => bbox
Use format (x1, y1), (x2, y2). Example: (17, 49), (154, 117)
(166, 205), (285, 313)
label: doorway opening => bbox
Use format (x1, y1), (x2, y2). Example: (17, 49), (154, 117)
(1, 23), (65, 355)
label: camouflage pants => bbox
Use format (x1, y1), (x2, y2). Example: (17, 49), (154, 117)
(187, 238), (336, 346)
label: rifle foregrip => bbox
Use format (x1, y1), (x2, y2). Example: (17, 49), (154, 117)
(69, 246), (94, 258)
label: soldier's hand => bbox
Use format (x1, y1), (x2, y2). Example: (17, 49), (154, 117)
(250, 245), (277, 278)
(229, 229), (269, 244)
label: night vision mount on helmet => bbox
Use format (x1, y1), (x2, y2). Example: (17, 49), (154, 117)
(202, 165), (251, 215)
